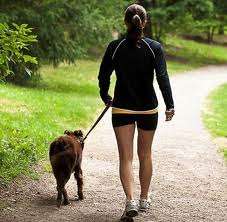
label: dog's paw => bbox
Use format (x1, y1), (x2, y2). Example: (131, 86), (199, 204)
(63, 200), (70, 206)
(57, 200), (62, 208)
(78, 193), (84, 200)
(120, 216), (134, 222)
(75, 195), (84, 201)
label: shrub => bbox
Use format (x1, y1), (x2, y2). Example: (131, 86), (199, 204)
(0, 23), (38, 85)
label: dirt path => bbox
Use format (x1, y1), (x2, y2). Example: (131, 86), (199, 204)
(1, 66), (227, 222)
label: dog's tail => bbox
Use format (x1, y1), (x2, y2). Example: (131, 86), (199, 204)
(49, 138), (67, 157)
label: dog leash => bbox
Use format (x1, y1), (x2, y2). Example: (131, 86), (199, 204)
(83, 105), (111, 142)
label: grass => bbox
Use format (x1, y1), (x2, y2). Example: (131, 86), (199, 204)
(166, 35), (227, 67)
(167, 61), (196, 75)
(0, 60), (102, 184)
(203, 84), (227, 159)
(1, 35), (227, 184)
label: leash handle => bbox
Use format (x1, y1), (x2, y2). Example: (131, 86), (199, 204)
(83, 105), (110, 142)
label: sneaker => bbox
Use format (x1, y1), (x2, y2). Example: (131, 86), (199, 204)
(139, 198), (151, 212)
(125, 199), (138, 217)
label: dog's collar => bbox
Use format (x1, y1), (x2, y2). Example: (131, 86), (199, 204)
(77, 137), (84, 144)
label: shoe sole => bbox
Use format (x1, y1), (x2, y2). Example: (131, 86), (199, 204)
(126, 209), (138, 217)
(139, 207), (147, 212)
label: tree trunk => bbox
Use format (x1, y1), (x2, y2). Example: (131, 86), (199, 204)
(154, 22), (158, 41)
(207, 33), (211, 43)
(136, 0), (154, 38)
(211, 26), (215, 42)
(207, 26), (215, 44)
(144, 15), (153, 38)
(152, 0), (157, 7)
(218, 25), (225, 35)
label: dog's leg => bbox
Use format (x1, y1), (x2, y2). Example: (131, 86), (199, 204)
(56, 184), (63, 208)
(62, 174), (70, 206)
(55, 172), (64, 208)
(62, 187), (70, 206)
(56, 172), (70, 207)
(74, 166), (84, 200)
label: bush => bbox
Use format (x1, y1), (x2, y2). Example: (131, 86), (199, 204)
(0, 23), (38, 85)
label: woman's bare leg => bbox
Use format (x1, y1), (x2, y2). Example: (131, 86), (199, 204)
(114, 124), (135, 200)
(137, 128), (155, 199)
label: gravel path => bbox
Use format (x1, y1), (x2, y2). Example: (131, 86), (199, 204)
(1, 66), (227, 222)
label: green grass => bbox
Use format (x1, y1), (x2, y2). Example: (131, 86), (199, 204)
(0, 60), (103, 184)
(203, 84), (227, 159)
(166, 35), (227, 67)
(167, 61), (196, 75)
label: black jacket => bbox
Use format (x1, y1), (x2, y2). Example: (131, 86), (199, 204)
(98, 36), (174, 110)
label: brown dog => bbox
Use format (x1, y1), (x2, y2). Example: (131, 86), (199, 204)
(49, 130), (84, 207)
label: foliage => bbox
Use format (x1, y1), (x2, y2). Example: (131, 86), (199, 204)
(139, 0), (227, 42)
(0, 0), (130, 66)
(0, 23), (38, 84)
(187, 0), (218, 42)
(203, 84), (227, 159)
(214, 0), (227, 34)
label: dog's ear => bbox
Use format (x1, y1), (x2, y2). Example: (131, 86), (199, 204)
(74, 130), (83, 137)
(64, 130), (70, 135)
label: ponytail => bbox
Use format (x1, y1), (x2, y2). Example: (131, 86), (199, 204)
(125, 4), (147, 45)
(132, 14), (142, 28)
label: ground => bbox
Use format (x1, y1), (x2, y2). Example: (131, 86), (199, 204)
(0, 66), (227, 222)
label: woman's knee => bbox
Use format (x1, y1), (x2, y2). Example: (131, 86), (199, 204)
(137, 146), (152, 161)
(119, 149), (133, 163)
(137, 129), (155, 160)
(114, 125), (135, 163)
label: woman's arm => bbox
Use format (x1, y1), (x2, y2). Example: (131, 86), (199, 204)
(154, 44), (174, 110)
(98, 42), (115, 105)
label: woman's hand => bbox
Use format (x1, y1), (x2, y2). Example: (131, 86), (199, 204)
(104, 94), (113, 107)
(165, 108), (175, 121)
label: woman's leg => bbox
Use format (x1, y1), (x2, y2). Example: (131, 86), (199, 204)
(137, 128), (155, 199)
(113, 124), (135, 200)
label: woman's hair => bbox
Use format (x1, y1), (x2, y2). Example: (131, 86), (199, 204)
(124, 4), (147, 44)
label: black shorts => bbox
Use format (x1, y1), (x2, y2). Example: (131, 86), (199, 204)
(112, 113), (158, 131)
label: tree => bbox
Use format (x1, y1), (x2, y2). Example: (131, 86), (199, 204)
(146, 0), (189, 42)
(0, 0), (131, 66)
(138, 0), (222, 43)
(214, 0), (227, 35)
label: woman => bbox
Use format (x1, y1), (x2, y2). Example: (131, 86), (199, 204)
(98, 3), (175, 219)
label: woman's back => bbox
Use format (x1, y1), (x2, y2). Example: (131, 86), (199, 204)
(98, 36), (174, 110)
